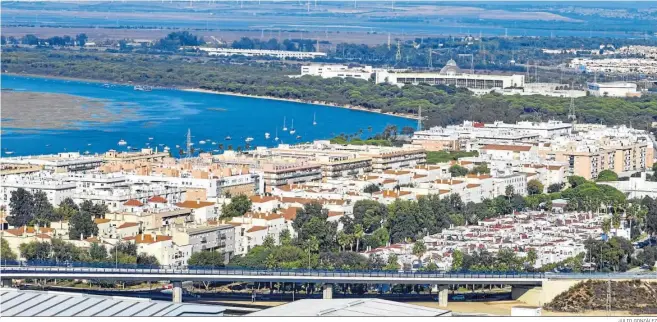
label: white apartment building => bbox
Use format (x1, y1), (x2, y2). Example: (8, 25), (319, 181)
(1, 172), (76, 211)
(299, 64), (374, 80)
(0, 152), (103, 172)
(125, 172), (263, 200)
(229, 213), (287, 256)
(64, 173), (185, 211)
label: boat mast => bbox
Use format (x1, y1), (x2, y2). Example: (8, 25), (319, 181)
(186, 128), (192, 158)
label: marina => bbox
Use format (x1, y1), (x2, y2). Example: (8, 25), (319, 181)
(1, 75), (414, 156)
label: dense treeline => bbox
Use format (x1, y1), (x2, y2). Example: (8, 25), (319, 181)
(4, 49), (657, 128)
(2, 33), (87, 47)
(8, 188), (103, 240)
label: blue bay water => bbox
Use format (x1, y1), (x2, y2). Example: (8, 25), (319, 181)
(1, 74), (414, 156)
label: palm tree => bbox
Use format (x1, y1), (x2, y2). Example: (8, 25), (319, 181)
(337, 231), (349, 252)
(218, 143), (224, 150)
(227, 144), (233, 150)
(354, 224), (364, 252)
(367, 126), (372, 133)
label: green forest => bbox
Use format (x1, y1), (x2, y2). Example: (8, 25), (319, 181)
(3, 48), (657, 128)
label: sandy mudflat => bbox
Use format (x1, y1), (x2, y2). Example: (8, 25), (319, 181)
(1, 91), (134, 130)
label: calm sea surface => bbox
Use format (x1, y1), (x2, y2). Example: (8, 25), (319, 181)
(1, 74), (414, 156)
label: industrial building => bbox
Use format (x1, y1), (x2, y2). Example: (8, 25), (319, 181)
(375, 59), (525, 90)
(586, 82), (641, 97)
(299, 64), (374, 80)
(194, 47), (326, 59)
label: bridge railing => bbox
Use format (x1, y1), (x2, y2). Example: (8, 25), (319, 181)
(0, 259), (548, 279)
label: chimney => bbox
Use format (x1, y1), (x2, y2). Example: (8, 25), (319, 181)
(196, 198), (200, 205)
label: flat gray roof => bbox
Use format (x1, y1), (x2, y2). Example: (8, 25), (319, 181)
(247, 299), (452, 316)
(0, 288), (225, 317)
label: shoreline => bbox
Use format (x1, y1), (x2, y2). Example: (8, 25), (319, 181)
(4, 73), (418, 121)
(183, 88), (419, 120)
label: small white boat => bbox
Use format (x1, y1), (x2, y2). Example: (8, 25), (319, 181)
(84, 151), (90, 155)
(164, 146), (170, 151)
(296, 135), (302, 140)
(127, 146), (132, 149)
(148, 137), (154, 141)
(225, 136), (232, 140)
(4, 151), (14, 155)
(274, 129), (279, 141)
(211, 141), (217, 145)
(87, 143), (92, 146)
(199, 140), (206, 145)
(175, 144), (180, 148)
(158, 143), (164, 146)
(289, 119), (296, 135)
(189, 142), (195, 146)
(265, 132), (270, 139)
(245, 137), (254, 142)
(282, 116), (288, 131)
(313, 112), (317, 126)
(118, 139), (127, 146)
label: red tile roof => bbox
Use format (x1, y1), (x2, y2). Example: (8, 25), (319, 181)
(148, 196), (168, 203)
(124, 234), (172, 244)
(176, 200), (216, 209)
(246, 226), (267, 233)
(117, 222), (139, 229)
(124, 199), (143, 207)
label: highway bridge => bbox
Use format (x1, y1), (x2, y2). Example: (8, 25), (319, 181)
(2, 263), (655, 306)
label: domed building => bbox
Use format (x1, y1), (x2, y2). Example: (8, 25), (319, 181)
(439, 59), (462, 75)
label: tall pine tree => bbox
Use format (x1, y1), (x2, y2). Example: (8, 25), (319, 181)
(8, 188), (34, 227)
(32, 190), (56, 226)
(69, 204), (98, 240)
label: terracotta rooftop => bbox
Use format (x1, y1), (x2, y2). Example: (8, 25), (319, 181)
(117, 222), (139, 229)
(3, 226), (53, 236)
(328, 211), (345, 217)
(123, 199), (144, 207)
(175, 200), (216, 209)
(148, 196), (168, 203)
(124, 233), (172, 244)
(280, 207), (301, 221)
(250, 195), (278, 203)
(246, 226), (268, 233)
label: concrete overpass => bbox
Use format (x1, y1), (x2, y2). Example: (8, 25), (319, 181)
(2, 265), (655, 306)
